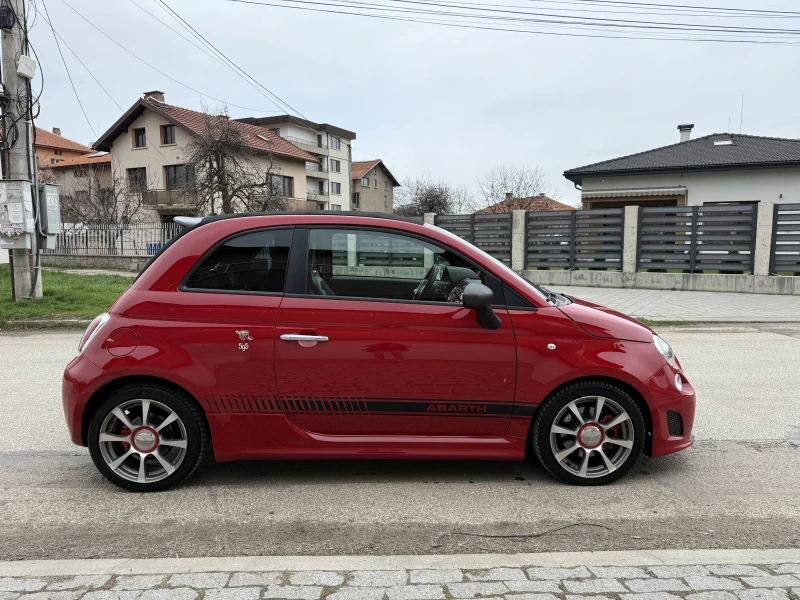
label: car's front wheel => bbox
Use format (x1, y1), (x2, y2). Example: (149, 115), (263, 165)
(88, 383), (208, 492)
(532, 380), (645, 485)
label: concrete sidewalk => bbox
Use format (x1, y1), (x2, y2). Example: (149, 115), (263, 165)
(550, 285), (800, 322)
(1, 550), (799, 599)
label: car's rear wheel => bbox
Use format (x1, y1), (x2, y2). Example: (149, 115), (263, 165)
(88, 384), (208, 492)
(532, 380), (645, 485)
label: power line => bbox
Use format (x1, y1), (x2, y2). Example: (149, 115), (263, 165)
(40, 0), (97, 136)
(152, 0), (310, 119)
(56, 0), (285, 114)
(225, 0), (800, 44)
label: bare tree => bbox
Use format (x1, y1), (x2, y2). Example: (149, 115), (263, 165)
(394, 176), (452, 216)
(476, 165), (558, 212)
(449, 185), (478, 214)
(185, 104), (289, 214)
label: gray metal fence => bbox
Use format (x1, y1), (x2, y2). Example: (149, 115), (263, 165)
(435, 213), (513, 263)
(637, 205), (756, 273)
(770, 203), (800, 275)
(45, 223), (181, 257)
(526, 208), (624, 270)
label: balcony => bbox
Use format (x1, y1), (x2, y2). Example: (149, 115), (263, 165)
(306, 163), (328, 175)
(142, 189), (196, 208)
(281, 134), (326, 151)
(307, 190), (329, 198)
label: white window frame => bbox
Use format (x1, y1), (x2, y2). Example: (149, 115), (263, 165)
(330, 159), (341, 173)
(330, 136), (341, 150)
(361, 177), (369, 187)
(331, 182), (342, 195)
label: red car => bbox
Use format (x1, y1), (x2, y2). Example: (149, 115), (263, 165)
(62, 212), (695, 492)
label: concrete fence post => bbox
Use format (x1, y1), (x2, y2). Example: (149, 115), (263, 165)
(753, 202), (775, 276)
(423, 212), (436, 225)
(622, 205), (639, 275)
(511, 210), (526, 271)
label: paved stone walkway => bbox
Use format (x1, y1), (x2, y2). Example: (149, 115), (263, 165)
(551, 286), (800, 322)
(1, 561), (798, 600)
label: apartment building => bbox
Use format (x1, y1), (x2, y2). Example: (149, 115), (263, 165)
(236, 115), (356, 211)
(351, 159), (399, 213)
(91, 91), (318, 220)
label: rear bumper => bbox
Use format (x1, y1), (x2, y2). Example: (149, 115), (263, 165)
(644, 365), (696, 457)
(62, 355), (109, 446)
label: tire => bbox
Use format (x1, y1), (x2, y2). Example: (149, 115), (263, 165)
(88, 383), (209, 492)
(532, 380), (645, 486)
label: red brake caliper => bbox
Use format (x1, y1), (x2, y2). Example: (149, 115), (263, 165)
(120, 425), (131, 451)
(601, 414), (617, 450)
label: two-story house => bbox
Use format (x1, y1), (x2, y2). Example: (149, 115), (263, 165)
(91, 91), (320, 220)
(351, 159), (399, 213)
(35, 127), (93, 168)
(236, 115), (356, 211)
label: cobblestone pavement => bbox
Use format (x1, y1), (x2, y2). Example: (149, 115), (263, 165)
(546, 286), (800, 322)
(1, 560), (799, 600)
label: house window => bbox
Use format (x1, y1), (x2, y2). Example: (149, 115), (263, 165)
(331, 204), (341, 211)
(133, 128), (147, 148)
(374, 179), (378, 189)
(330, 136), (341, 150)
(318, 180), (325, 194)
(270, 128), (280, 135)
(361, 177), (369, 187)
(161, 124), (176, 145)
(384, 181), (388, 191)
(384, 195), (388, 208)
(165, 164), (196, 190)
(127, 167), (147, 192)
(74, 167), (88, 178)
(330, 159), (341, 173)
(54, 150), (62, 156)
(352, 192), (360, 208)
(50, 158), (61, 164)
(75, 190), (89, 203)
(331, 182), (342, 195)
(269, 174), (294, 197)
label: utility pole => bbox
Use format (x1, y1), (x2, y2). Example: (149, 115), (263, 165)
(1, 0), (42, 300)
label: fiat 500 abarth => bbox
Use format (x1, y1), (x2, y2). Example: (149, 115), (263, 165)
(63, 212), (695, 491)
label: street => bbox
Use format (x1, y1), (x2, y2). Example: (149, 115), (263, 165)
(0, 324), (799, 560)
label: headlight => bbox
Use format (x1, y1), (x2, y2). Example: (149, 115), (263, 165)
(653, 334), (677, 369)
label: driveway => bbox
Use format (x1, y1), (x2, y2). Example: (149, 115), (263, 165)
(0, 326), (798, 560)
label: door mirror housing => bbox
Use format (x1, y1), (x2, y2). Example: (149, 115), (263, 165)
(462, 283), (502, 330)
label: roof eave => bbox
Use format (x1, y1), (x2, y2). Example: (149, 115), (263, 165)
(565, 160), (800, 182)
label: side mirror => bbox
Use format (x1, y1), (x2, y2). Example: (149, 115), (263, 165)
(462, 283), (502, 330)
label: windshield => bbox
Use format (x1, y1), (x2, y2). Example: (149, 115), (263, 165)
(428, 224), (549, 300)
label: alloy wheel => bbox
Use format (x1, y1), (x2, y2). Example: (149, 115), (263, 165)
(97, 398), (189, 484)
(549, 395), (635, 479)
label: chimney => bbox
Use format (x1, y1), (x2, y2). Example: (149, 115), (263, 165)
(52, 127), (61, 136)
(505, 192), (513, 202)
(143, 90), (165, 102)
(678, 123), (694, 142)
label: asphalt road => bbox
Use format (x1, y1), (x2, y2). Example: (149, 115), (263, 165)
(0, 325), (798, 560)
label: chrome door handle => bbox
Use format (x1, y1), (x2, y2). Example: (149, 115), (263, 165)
(280, 334), (329, 342)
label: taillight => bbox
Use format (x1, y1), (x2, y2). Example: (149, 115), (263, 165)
(79, 313), (110, 354)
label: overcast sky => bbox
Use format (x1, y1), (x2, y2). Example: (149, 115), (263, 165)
(29, 0), (800, 205)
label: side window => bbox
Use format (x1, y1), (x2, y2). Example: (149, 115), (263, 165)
(306, 228), (487, 303)
(185, 229), (293, 293)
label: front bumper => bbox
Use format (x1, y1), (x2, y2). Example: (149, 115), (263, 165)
(62, 355), (109, 446)
(643, 364), (696, 457)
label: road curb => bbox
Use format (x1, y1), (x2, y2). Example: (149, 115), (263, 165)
(1, 549), (800, 577)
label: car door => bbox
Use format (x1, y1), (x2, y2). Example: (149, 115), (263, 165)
(174, 227), (294, 413)
(274, 226), (517, 437)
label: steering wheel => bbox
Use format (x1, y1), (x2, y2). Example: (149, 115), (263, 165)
(412, 263), (445, 301)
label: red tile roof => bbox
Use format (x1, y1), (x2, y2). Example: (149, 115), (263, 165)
(147, 98), (318, 162)
(47, 153), (112, 168)
(34, 128), (93, 153)
(351, 159), (400, 186)
(477, 195), (574, 213)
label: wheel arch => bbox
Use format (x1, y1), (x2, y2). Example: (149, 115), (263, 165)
(80, 375), (208, 446)
(531, 375), (654, 456)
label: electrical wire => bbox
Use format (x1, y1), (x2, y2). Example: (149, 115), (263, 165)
(40, 0), (96, 136)
(226, 0), (800, 45)
(56, 0), (284, 114)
